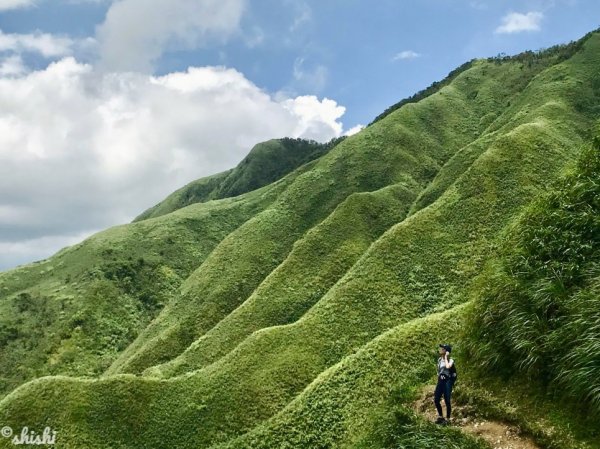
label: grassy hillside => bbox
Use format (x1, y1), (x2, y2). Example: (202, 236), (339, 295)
(465, 126), (600, 418)
(0, 29), (599, 449)
(133, 137), (343, 222)
(0, 162), (311, 397)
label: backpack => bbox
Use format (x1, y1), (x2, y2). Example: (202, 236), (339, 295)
(449, 361), (458, 382)
(438, 358), (458, 382)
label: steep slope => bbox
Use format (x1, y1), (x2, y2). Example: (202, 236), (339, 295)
(214, 126), (600, 449)
(0, 159), (312, 397)
(0, 29), (599, 449)
(116, 30), (600, 381)
(466, 128), (600, 417)
(104, 49), (536, 377)
(133, 137), (342, 222)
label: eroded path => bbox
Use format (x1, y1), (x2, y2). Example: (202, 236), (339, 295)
(413, 385), (541, 449)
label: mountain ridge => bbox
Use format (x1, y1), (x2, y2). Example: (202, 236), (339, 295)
(0, 28), (599, 449)
(133, 136), (345, 222)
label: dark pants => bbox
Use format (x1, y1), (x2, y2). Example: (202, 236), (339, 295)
(434, 376), (454, 419)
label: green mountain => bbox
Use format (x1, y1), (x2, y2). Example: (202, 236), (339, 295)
(0, 29), (599, 449)
(133, 137), (344, 222)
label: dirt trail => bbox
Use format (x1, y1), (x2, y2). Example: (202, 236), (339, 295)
(413, 385), (541, 449)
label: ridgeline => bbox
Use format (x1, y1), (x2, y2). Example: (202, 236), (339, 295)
(0, 29), (599, 449)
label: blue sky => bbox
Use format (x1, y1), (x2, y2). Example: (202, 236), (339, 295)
(0, 0), (600, 126)
(1, 0), (598, 126)
(0, 0), (598, 271)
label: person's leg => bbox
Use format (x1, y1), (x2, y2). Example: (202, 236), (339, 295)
(444, 378), (454, 419)
(433, 379), (444, 419)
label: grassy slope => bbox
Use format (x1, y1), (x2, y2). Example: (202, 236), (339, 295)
(133, 137), (340, 222)
(0, 304), (488, 449)
(129, 32), (599, 381)
(226, 127), (600, 449)
(213, 303), (485, 449)
(145, 182), (419, 377)
(104, 54), (506, 376)
(0, 31), (599, 449)
(464, 128), (600, 419)
(132, 168), (233, 222)
(0, 161), (310, 397)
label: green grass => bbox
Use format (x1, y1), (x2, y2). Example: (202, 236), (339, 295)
(0, 163), (305, 397)
(145, 182), (419, 377)
(133, 137), (343, 222)
(106, 38), (575, 378)
(0, 29), (599, 449)
(452, 373), (600, 449)
(464, 126), (600, 418)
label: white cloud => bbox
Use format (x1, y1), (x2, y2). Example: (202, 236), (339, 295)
(97, 0), (246, 72)
(0, 29), (75, 57)
(282, 95), (345, 140)
(392, 50), (421, 61)
(495, 12), (543, 34)
(0, 0), (34, 11)
(0, 58), (349, 271)
(0, 54), (26, 76)
(344, 124), (364, 136)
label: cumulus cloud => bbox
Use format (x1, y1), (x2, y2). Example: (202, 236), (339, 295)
(0, 58), (348, 271)
(97, 0), (246, 72)
(281, 95), (345, 139)
(0, 29), (75, 57)
(344, 124), (364, 136)
(0, 54), (26, 76)
(0, 0), (34, 11)
(392, 50), (421, 61)
(495, 11), (543, 34)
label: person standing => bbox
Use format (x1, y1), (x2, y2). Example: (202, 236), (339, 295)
(434, 343), (455, 425)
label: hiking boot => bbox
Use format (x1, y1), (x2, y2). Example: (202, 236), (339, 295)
(435, 416), (446, 425)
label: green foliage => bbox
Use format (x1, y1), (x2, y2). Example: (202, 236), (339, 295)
(371, 27), (600, 128)
(134, 137), (343, 221)
(451, 375), (600, 449)
(1, 29), (600, 449)
(0, 169), (291, 397)
(465, 130), (600, 416)
(383, 407), (487, 449)
(369, 59), (475, 125)
(486, 28), (599, 66)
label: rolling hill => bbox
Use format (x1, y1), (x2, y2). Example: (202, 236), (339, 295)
(0, 28), (599, 449)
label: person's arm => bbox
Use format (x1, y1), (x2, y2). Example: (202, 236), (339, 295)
(443, 353), (453, 369)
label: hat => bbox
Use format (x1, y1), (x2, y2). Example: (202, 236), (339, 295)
(439, 344), (452, 353)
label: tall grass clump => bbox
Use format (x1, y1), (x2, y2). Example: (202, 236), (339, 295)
(466, 125), (600, 415)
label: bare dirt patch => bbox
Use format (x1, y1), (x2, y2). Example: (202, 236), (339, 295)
(413, 385), (541, 449)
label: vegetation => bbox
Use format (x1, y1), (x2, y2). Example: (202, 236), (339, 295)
(0, 29), (599, 449)
(465, 127), (600, 418)
(0, 167), (301, 397)
(370, 26), (600, 126)
(133, 137), (345, 222)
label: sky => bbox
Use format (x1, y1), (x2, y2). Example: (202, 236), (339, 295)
(0, 0), (598, 271)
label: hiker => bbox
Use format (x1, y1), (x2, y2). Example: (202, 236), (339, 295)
(434, 343), (455, 425)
